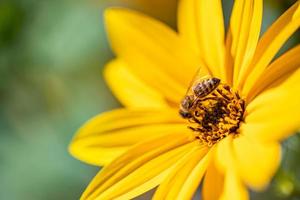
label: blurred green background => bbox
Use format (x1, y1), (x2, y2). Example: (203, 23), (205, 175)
(0, 0), (299, 199)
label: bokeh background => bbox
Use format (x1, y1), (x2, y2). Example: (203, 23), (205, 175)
(0, 0), (299, 199)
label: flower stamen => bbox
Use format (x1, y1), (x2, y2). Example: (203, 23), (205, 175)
(179, 78), (245, 146)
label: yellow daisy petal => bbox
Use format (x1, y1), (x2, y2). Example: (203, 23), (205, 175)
(202, 155), (224, 200)
(69, 108), (186, 166)
(241, 1), (300, 94)
(227, 0), (262, 87)
(233, 135), (281, 190)
(244, 68), (300, 142)
(104, 59), (168, 108)
(215, 136), (235, 173)
(105, 8), (199, 104)
(215, 137), (248, 200)
(81, 133), (196, 200)
(220, 170), (249, 200)
(178, 0), (225, 79)
(177, 0), (200, 57)
(246, 45), (300, 101)
(153, 147), (210, 200)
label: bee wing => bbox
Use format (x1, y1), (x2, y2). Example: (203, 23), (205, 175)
(185, 67), (211, 96)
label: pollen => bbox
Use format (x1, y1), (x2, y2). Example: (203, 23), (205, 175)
(179, 79), (245, 147)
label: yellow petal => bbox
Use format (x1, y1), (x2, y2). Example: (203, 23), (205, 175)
(215, 136), (235, 173)
(224, 31), (234, 86)
(233, 135), (281, 190)
(105, 8), (199, 104)
(244, 68), (300, 142)
(227, 0), (262, 88)
(153, 147), (210, 200)
(178, 0), (225, 79)
(220, 170), (249, 200)
(241, 1), (300, 95)
(81, 133), (196, 200)
(202, 153), (224, 200)
(177, 0), (200, 57)
(104, 59), (168, 108)
(69, 108), (187, 166)
(215, 138), (248, 200)
(246, 45), (300, 101)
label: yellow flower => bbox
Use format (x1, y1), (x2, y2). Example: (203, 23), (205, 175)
(69, 0), (300, 199)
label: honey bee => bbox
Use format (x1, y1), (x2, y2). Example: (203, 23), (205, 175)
(179, 77), (221, 119)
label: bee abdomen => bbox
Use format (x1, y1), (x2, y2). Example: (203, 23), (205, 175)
(193, 78), (220, 98)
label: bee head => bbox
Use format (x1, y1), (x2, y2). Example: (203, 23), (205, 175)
(179, 109), (192, 119)
(211, 77), (221, 85)
(181, 95), (194, 109)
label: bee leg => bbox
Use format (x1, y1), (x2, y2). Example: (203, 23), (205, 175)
(216, 89), (231, 101)
(188, 126), (203, 133)
(188, 126), (198, 131)
(200, 97), (223, 102)
(192, 116), (201, 124)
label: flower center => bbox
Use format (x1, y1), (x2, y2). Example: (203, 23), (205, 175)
(179, 77), (245, 146)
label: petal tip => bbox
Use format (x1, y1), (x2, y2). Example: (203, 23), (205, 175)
(68, 139), (78, 158)
(104, 7), (125, 25)
(104, 7), (136, 25)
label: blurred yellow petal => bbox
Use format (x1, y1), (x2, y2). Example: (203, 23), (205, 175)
(104, 59), (168, 108)
(69, 108), (186, 166)
(215, 133), (281, 192)
(153, 147), (210, 200)
(202, 155), (224, 200)
(233, 135), (281, 190)
(246, 45), (300, 101)
(105, 8), (199, 104)
(118, 0), (178, 26)
(177, 0), (200, 57)
(216, 139), (248, 200)
(215, 136), (235, 173)
(220, 170), (249, 200)
(178, 0), (225, 79)
(241, 1), (300, 94)
(216, 139), (249, 200)
(81, 133), (196, 200)
(244, 68), (300, 142)
(227, 0), (262, 87)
